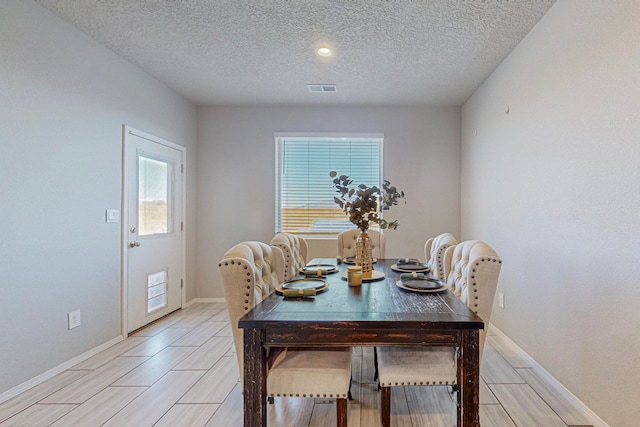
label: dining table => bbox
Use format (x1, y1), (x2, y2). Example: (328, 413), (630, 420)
(238, 258), (484, 427)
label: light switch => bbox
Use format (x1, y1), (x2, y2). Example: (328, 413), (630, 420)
(106, 209), (120, 223)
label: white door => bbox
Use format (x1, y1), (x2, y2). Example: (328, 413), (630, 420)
(123, 126), (185, 333)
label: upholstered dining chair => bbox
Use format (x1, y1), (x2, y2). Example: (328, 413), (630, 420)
(376, 240), (502, 427)
(269, 232), (308, 281)
(337, 228), (386, 260)
(424, 232), (458, 281)
(218, 241), (352, 426)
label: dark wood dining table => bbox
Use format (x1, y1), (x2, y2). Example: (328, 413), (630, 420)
(238, 258), (484, 427)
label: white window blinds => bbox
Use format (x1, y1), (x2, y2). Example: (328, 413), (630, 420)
(275, 134), (383, 235)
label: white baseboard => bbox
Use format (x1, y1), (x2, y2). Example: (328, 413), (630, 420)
(0, 335), (124, 404)
(1, 298), (228, 404)
(184, 297), (226, 308)
(489, 324), (609, 427)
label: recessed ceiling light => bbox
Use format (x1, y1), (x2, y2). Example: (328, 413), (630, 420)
(317, 47), (332, 57)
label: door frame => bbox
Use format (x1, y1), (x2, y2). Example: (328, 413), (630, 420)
(121, 124), (186, 336)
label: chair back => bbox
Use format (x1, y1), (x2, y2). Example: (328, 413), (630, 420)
(424, 232), (458, 281)
(443, 240), (502, 360)
(337, 228), (386, 259)
(270, 232), (308, 281)
(218, 241), (285, 382)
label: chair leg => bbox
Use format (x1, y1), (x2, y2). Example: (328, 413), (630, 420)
(380, 386), (391, 427)
(336, 398), (348, 427)
(373, 347), (379, 381)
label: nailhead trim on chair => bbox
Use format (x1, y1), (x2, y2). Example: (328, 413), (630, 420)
(435, 245), (451, 281)
(220, 259), (254, 314)
(467, 258), (502, 312)
(221, 242), (352, 418)
(472, 262), (480, 310)
(379, 380), (456, 386)
(268, 393), (348, 397)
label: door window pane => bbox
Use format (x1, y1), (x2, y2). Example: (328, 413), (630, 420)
(138, 155), (171, 235)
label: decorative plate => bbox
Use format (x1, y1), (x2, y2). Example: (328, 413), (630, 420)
(341, 270), (385, 282)
(299, 264), (338, 276)
(390, 263), (430, 273)
(343, 257), (377, 265)
(276, 278), (328, 295)
(395, 278), (447, 293)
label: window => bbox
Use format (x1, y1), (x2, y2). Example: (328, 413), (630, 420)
(138, 154), (173, 236)
(275, 133), (383, 235)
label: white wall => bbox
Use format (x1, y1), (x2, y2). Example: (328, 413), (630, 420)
(0, 1), (197, 394)
(196, 106), (461, 298)
(461, 1), (640, 425)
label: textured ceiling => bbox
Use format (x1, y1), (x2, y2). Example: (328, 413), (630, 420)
(35, 0), (556, 107)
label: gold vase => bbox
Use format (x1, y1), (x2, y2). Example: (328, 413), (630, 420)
(356, 231), (374, 279)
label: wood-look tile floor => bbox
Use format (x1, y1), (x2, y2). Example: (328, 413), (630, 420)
(0, 302), (594, 426)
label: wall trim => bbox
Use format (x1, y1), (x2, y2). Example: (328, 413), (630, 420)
(1, 298), (227, 404)
(184, 297), (226, 308)
(0, 335), (124, 404)
(490, 324), (609, 427)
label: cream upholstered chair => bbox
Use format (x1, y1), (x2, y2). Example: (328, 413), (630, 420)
(218, 241), (352, 426)
(372, 232), (458, 382)
(376, 240), (502, 427)
(424, 232), (458, 281)
(269, 232), (308, 281)
(337, 228), (386, 260)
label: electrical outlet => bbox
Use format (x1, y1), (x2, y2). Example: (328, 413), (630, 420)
(498, 293), (505, 309)
(68, 309), (81, 329)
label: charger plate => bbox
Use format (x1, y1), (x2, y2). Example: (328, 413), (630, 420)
(299, 264), (338, 276)
(390, 263), (430, 273)
(341, 270), (385, 282)
(396, 277), (447, 293)
(344, 257), (377, 265)
(276, 278), (328, 295)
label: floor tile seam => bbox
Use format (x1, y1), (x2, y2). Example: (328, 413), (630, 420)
(483, 382), (531, 427)
(513, 367), (586, 427)
(178, 376), (236, 406)
(0, 372), (91, 415)
(170, 368), (211, 371)
(483, 346), (529, 385)
(71, 337), (154, 370)
(487, 336), (532, 369)
(112, 360), (200, 389)
(488, 382), (570, 427)
(39, 359), (151, 405)
(109, 370), (210, 426)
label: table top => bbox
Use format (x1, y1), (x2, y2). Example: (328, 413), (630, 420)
(239, 258), (483, 331)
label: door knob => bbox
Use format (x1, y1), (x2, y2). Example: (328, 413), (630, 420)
(129, 241), (141, 248)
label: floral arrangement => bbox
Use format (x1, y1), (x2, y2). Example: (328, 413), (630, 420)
(330, 171), (406, 233)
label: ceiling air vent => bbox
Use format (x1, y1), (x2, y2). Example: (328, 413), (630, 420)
(306, 84), (337, 93)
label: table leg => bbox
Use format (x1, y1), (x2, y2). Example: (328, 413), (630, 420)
(244, 327), (267, 427)
(459, 329), (480, 427)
